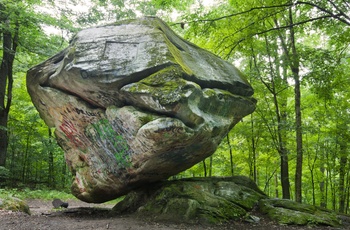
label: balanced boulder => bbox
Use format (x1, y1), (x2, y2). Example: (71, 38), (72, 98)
(27, 17), (256, 203)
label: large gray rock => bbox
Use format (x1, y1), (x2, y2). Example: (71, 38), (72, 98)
(26, 17), (256, 203)
(259, 199), (342, 227)
(113, 176), (267, 224)
(112, 177), (346, 227)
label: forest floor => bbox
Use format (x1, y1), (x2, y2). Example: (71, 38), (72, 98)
(0, 199), (347, 230)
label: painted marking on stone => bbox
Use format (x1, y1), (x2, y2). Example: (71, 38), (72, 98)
(74, 108), (101, 117)
(59, 120), (85, 148)
(91, 119), (131, 168)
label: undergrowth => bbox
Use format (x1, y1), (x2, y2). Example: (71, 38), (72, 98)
(0, 188), (123, 204)
(0, 188), (76, 200)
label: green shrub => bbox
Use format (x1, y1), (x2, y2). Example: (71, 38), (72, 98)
(0, 166), (10, 179)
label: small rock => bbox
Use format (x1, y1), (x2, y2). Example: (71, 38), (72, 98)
(52, 199), (69, 209)
(244, 214), (260, 223)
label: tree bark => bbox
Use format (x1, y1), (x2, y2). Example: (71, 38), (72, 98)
(338, 141), (347, 213)
(208, 156), (213, 177)
(48, 128), (55, 188)
(275, 172), (279, 198)
(227, 134), (234, 176)
(202, 160), (207, 177)
(251, 41), (291, 199)
(0, 12), (18, 166)
(274, 5), (302, 202)
(250, 114), (258, 183)
(320, 157), (326, 208)
(288, 7), (303, 202)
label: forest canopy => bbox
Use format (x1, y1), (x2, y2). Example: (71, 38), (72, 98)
(0, 0), (349, 214)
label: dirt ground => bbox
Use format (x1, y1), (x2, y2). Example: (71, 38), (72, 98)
(0, 199), (347, 230)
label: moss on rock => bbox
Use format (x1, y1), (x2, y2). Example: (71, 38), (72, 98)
(122, 65), (198, 106)
(112, 177), (344, 227)
(0, 197), (31, 215)
(259, 199), (341, 227)
(113, 176), (265, 224)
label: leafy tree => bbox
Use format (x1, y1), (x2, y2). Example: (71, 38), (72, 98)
(174, 0), (349, 209)
(0, 0), (80, 166)
(0, 0), (19, 166)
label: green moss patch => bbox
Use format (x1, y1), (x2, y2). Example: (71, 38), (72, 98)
(259, 199), (341, 227)
(113, 176), (267, 225)
(0, 197), (31, 214)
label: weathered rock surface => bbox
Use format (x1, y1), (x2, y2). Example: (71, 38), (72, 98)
(259, 198), (342, 227)
(113, 176), (267, 224)
(26, 17), (256, 203)
(113, 177), (347, 227)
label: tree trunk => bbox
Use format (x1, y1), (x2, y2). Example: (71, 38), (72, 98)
(338, 145), (347, 213)
(0, 9), (18, 167)
(310, 167), (315, 206)
(202, 160), (207, 177)
(250, 114), (257, 183)
(274, 6), (302, 201)
(280, 151), (290, 199)
(227, 134), (234, 176)
(0, 23), (11, 166)
(275, 172), (279, 198)
(320, 157), (326, 208)
(294, 77), (303, 203)
(346, 173), (350, 214)
(209, 156), (213, 177)
(48, 128), (55, 188)
(251, 41), (290, 199)
(0, 115), (9, 166)
(285, 5), (304, 203)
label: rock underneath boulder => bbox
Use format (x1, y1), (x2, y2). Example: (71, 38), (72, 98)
(112, 176), (267, 224)
(112, 176), (346, 228)
(0, 197), (31, 215)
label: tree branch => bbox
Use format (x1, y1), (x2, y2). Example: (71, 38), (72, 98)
(175, 1), (350, 27)
(326, 0), (349, 21)
(194, 3), (291, 23)
(296, 1), (350, 26)
(226, 14), (335, 54)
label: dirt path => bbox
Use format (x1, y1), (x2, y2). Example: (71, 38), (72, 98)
(0, 199), (345, 230)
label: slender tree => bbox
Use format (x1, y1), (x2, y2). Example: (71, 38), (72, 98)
(0, 2), (19, 166)
(0, 0), (76, 168)
(273, 3), (303, 202)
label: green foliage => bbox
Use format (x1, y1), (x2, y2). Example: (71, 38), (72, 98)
(0, 166), (10, 179)
(7, 73), (70, 190)
(172, 0), (350, 212)
(0, 0), (75, 191)
(0, 188), (75, 200)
